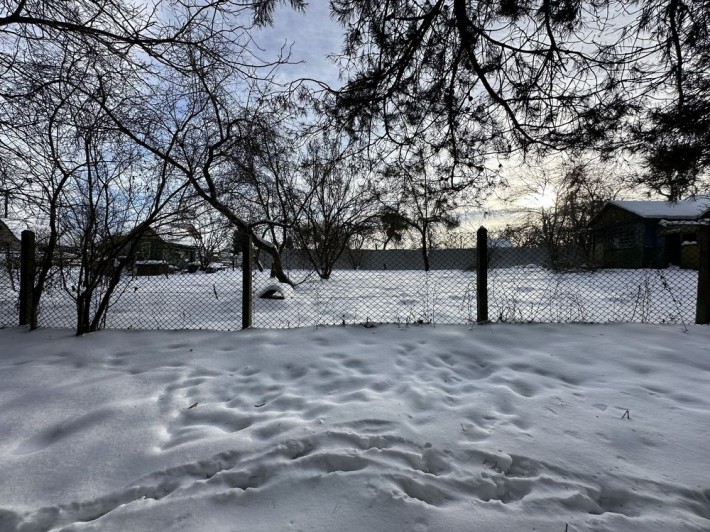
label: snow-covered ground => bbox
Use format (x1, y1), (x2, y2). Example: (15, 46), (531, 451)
(1, 267), (698, 329)
(1, 324), (709, 531)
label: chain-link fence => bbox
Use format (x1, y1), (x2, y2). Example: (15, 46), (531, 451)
(32, 264), (244, 330)
(252, 240), (480, 328)
(2, 228), (706, 330)
(487, 244), (698, 325)
(28, 236), (481, 329)
(0, 245), (19, 328)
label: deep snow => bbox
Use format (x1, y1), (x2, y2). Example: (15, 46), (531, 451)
(0, 324), (709, 531)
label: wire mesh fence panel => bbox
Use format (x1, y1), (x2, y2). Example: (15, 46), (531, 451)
(37, 267), (246, 330)
(12, 230), (704, 331)
(253, 236), (479, 328)
(488, 241), (699, 325)
(32, 269), (70, 328)
(254, 269), (478, 328)
(0, 247), (19, 327)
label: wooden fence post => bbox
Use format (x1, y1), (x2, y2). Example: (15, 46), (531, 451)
(696, 226), (710, 324)
(477, 226), (489, 323)
(19, 230), (35, 327)
(242, 230), (253, 329)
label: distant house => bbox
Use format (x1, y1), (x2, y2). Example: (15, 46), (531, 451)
(0, 219), (48, 269)
(588, 197), (710, 269)
(0, 218), (33, 252)
(130, 226), (197, 275)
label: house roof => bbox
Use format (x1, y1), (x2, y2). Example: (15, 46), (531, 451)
(608, 197), (710, 220)
(658, 219), (710, 227)
(657, 218), (710, 235)
(151, 225), (197, 248)
(115, 224), (197, 249)
(0, 218), (36, 240)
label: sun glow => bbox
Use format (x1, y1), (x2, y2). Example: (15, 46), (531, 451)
(525, 186), (558, 210)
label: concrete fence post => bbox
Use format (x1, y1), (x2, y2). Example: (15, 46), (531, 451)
(19, 230), (35, 327)
(477, 226), (489, 323)
(242, 230), (253, 329)
(696, 226), (710, 324)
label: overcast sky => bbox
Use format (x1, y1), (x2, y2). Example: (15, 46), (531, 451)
(253, 3), (343, 88)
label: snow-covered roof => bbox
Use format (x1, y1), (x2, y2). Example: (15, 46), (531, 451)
(658, 219), (710, 227)
(609, 196), (710, 219)
(0, 218), (38, 240)
(134, 260), (170, 265)
(152, 225), (197, 248)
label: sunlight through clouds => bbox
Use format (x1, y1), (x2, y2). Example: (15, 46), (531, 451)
(525, 186), (558, 210)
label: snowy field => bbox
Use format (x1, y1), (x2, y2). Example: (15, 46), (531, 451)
(1, 323), (709, 531)
(1, 267), (698, 329)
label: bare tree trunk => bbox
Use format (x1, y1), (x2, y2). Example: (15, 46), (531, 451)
(420, 231), (431, 272)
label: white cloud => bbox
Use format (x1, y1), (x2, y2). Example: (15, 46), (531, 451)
(253, 3), (343, 88)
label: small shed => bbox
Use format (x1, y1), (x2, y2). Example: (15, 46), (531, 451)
(588, 197), (710, 268)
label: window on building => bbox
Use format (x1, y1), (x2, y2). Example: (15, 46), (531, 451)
(606, 225), (637, 250)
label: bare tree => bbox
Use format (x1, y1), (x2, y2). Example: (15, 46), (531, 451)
(374, 146), (477, 271)
(0, 38), (191, 333)
(85, 43), (313, 285)
(0, 0), (310, 295)
(177, 197), (233, 271)
(215, 117), (301, 277)
(59, 121), (186, 334)
(289, 136), (375, 279)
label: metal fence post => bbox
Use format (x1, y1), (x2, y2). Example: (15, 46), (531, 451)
(477, 226), (488, 323)
(242, 230), (253, 329)
(696, 226), (710, 324)
(19, 230), (35, 326)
